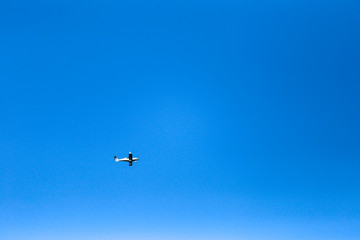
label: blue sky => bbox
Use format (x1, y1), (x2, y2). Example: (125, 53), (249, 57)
(1, 0), (360, 239)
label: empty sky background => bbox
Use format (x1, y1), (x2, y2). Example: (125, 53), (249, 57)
(1, 0), (360, 239)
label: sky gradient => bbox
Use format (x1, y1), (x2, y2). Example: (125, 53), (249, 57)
(1, 0), (360, 239)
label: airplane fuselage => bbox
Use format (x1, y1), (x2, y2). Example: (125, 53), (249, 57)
(114, 152), (139, 166)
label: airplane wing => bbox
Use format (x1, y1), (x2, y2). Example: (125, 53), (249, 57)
(115, 157), (130, 162)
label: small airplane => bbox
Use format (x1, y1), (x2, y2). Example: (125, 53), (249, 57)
(114, 152), (139, 166)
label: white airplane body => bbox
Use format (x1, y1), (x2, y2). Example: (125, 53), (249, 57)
(114, 152), (139, 166)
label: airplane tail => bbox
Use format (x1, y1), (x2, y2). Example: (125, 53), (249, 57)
(114, 156), (117, 160)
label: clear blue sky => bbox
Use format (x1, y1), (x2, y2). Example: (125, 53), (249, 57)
(1, 0), (360, 239)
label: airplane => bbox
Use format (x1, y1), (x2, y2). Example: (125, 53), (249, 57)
(114, 152), (139, 166)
